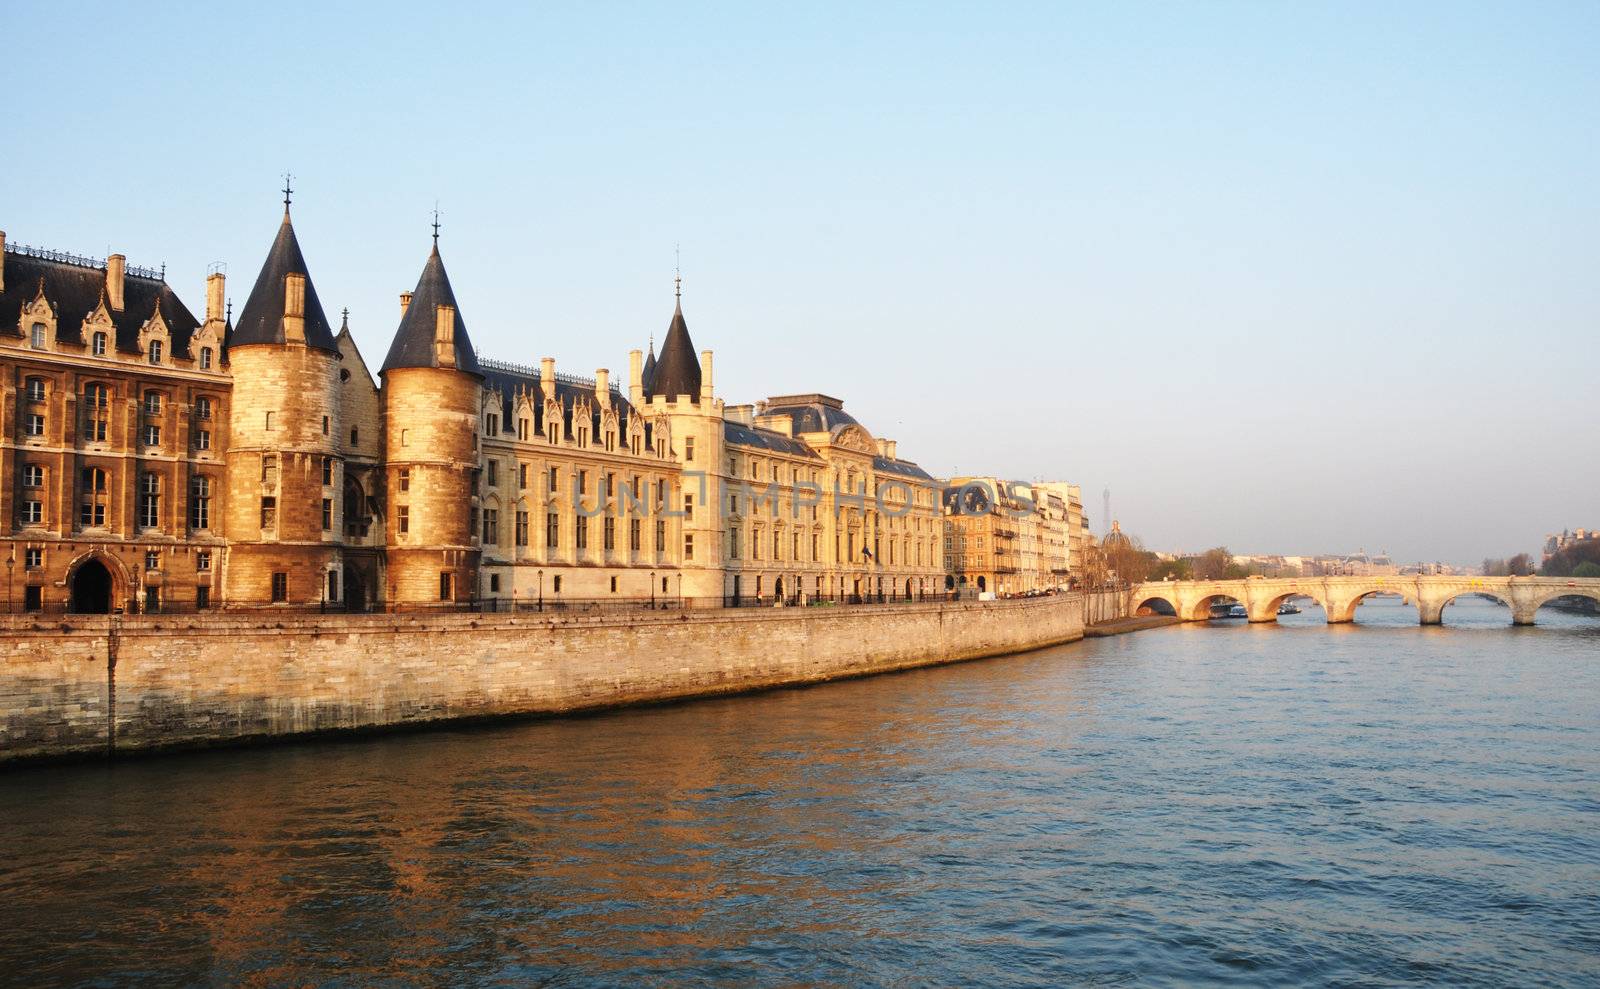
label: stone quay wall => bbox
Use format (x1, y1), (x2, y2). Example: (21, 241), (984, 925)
(0, 594), (1083, 764)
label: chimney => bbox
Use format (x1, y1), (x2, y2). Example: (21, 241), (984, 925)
(884, 439), (897, 460)
(627, 349), (643, 405)
(0, 230), (6, 292)
(594, 368), (610, 407)
(540, 357), (556, 402)
(205, 272), (225, 323)
(106, 254), (126, 311)
(434, 304), (457, 367)
(283, 272), (306, 344)
(399, 291), (412, 316)
(700, 349), (714, 402)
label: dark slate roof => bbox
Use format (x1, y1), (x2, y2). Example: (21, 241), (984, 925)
(763, 394), (861, 433)
(723, 420), (823, 460)
(873, 455), (935, 482)
(0, 249), (201, 357)
(650, 297), (701, 401)
(231, 214), (339, 351)
(641, 343), (657, 393)
(943, 483), (994, 514)
(478, 361), (637, 441)
(380, 244), (480, 376)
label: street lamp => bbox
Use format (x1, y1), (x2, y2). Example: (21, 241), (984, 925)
(650, 570), (656, 609)
(5, 554), (13, 614)
(537, 569), (544, 612)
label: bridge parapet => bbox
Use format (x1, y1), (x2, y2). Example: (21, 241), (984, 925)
(1127, 575), (1600, 627)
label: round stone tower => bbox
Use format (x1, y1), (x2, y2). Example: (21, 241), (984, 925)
(379, 233), (482, 607)
(223, 201), (345, 606)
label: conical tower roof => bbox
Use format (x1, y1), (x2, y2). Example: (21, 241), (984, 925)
(641, 337), (657, 394)
(650, 282), (700, 401)
(232, 210), (339, 351)
(380, 240), (480, 377)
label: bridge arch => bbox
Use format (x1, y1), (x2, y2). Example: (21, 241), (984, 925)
(1324, 585), (1420, 624)
(1133, 594), (1178, 617)
(1184, 590), (1245, 622)
(1252, 589), (1328, 623)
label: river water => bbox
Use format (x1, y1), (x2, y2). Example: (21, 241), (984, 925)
(1, 598), (1597, 987)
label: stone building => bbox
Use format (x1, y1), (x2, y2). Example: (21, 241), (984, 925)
(1, 209), (944, 612)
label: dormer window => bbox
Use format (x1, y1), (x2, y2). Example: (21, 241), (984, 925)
(199, 347), (213, 370)
(30, 323), (46, 349)
(147, 340), (162, 365)
(92, 332), (107, 356)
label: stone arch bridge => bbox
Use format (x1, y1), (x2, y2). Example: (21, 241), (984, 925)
(1130, 575), (1600, 626)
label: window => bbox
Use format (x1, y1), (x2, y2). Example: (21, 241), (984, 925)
(603, 472), (613, 499)
(92, 332), (107, 356)
(80, 467), (108, 528)
(483, 508), (499, 544)
(322, 458), (334, 485)
(578, 471), (588, 495)
(139, 472), (161, 529)
(487, 460), (498, 487)
(813, 533), (820, 561)
(260, 496), (277, 530)
(22, 465), (43, 487)
(25, 413), (44, 437)
(30, 322), (46, 349)
(322, 498), (333, 530)
(547, 467), (558, 492)
(684, 533), (694, 560)
(629, 518), (641, 552)
(576, 515), (588, 550)
(684, 436), (695, 461)
(610, 576), (618, 593)
(439, 572), (454, 601)
(142, 424), (160, 446)
(195, 397), (212, 419)
(265, 411), (274, 430)
(729, 493), (739, 514)
(515, 510), (529, 547)
(21, 501), (42, 525)
(143, 391), (162, 416)
(485, 414), (499, 437)
(145, 550), (160, 571)
(397, 505), (410, 534)
(196, 429), (211, 451)
(147, 340), (162, 365)
(144, 586), (160, 613)
(83, 383), (109, 441)
(553, 575), (562, 594)
(517, 418), (529, 441)
(518, 463), (528, 489)
(271, 572), (288, 603)
(655, 518), (665, 553)
(603, 516), (615, 551)
(729, 528), (739, 559)
(196, 586), (210, 609)
(398, 468), (410, 493)
(350, 426), (359, 446)
(684, 494), (693, 517)
(262, 455), (277, 485)
(199, 347), (213, 370)
(489, 574), (501, 594)
(546, 512), (560, 548)
(25, 378), (45, 402)
(196, 551), (211, 572)
(24, 549), (42, 569)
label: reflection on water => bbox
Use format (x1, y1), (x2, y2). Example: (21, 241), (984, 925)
(2, 600), (1597, 986)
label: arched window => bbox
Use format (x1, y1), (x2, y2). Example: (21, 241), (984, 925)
(138, 472), (161, 529)
(80, 467), (109, 528)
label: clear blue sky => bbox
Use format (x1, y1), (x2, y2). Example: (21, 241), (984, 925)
(5, 2), (1595, 564)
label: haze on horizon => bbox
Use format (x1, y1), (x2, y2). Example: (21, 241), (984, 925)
(3, 2), (1594, 565)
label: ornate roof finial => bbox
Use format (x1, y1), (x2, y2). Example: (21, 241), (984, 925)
(226, 299), (233, 322)
(674, 243), (681, 301)
(432, 202), (441, 247)
(341, 307), (350, 330)
(282, 173), (294, 215)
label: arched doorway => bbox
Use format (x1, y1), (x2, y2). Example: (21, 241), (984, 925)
(774, 577), (784, 603)
(977, 575), (987, 592)
(69, 559), (113, 614)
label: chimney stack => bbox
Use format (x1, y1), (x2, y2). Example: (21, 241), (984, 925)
(205, 272), (226, 323)
(399, 291), (412, 316)
(434, 304), (457, 367)
(540, 357), (556, 402)
(283, 272), (306, 344)
(106, 254), (126, 311)
(700, 350), (714, 403)
(627, 349), (643, 405)
(594, 368), (610, 407)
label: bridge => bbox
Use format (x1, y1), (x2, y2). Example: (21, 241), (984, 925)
(1129, 575), (1600, 626)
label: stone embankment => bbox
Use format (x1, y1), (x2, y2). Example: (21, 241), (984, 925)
(0, 594), (1083, 765)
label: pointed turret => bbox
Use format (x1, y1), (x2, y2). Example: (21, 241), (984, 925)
(650, 276), (700, 401)
(380, 240), (480, 377)
(641, 336), (657, 394)
(231, 210), (338, 351)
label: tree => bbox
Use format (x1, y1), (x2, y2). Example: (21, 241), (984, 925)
(1148, 557), (1193, 581)
(1573, 561), (1600, 579)
(1191, 547), (1234, 580)
(1507, 553), (1535, 576)
(1101, 529), (1152, 585)
(1542, 540), (1600, 577)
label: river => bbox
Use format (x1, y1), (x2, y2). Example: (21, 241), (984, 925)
(1, 597), (1596, 987)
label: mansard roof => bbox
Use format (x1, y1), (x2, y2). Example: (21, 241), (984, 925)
(0, 247), (200, 357)
(872, 455), (935, 482)
(478, 359), (638, 442)
(723, 420), (823, 460)
(231, 213), (339, 351)
(649, 296), (701, 401)
(380, 243), (481, 377)
(761, 394), (862, 433)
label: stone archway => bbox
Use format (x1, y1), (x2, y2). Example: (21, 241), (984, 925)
(69, 559), (114, 614)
